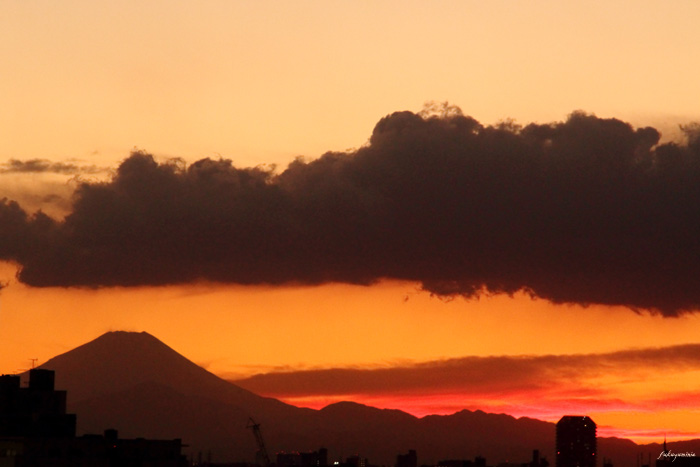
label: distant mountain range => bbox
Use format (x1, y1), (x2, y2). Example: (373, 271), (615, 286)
(34, 331), (694, 467)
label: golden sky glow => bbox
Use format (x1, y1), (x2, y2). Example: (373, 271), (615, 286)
(2, 0), (700, 446)
(2, 1), (700, 168)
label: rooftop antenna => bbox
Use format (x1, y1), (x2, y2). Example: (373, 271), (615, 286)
(29, 358), (38, 369)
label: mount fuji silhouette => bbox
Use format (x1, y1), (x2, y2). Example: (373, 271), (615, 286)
(33, 331), (689, 466)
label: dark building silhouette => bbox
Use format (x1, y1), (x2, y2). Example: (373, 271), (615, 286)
(0, 369), (187, 466)
(527, 450), (549, 467)
(277, 449), (328, 467)
(556, 416), (596, 467)
(495, 449), (550, 467)
(277, 452), (303, 467)
(345, 454), (368, 467)
(0, 369), (76, 438)
(397, 450), (417, 467)
(438, 460), (474, 467)
(438, 456), (495, 467)
(308, 448), (328, 467)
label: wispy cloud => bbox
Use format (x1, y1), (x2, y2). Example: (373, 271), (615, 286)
(0, 158), (107, 175)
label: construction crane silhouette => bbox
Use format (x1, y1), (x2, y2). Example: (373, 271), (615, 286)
(247, 417), (272, 467)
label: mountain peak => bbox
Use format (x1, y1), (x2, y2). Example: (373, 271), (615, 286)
(38, 330), (259, 406)
(97, 330), (156, 339)
(84, 330), (165, 348)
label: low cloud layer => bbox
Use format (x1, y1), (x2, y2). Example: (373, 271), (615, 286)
(233, 344), (700, 397)
(232, 344), (700, 416)
(2, 107), (700, 314)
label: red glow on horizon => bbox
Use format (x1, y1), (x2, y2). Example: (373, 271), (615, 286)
(274, 393), (700, 445)
(596, 426), (700, 444)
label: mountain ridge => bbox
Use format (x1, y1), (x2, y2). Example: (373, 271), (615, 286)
(31, 331), (697, 466)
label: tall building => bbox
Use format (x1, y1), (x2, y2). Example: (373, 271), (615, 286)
(556, 416), (596, 467)
(0, 369), (187, 466)
(0, 369), (76, 438)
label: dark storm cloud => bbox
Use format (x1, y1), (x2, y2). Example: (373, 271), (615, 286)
(0, 198), (56, 263)
(231, 344), (700, 399)
(3, 106), (700, 314)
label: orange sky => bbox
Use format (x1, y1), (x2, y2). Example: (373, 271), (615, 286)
(2, 0), (700, 446)
(2, 267), (700, 443)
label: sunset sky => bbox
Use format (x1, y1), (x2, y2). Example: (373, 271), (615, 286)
(3, 0), (700, 445)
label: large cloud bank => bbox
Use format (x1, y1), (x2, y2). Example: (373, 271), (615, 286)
(3, 107), (700, 315)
